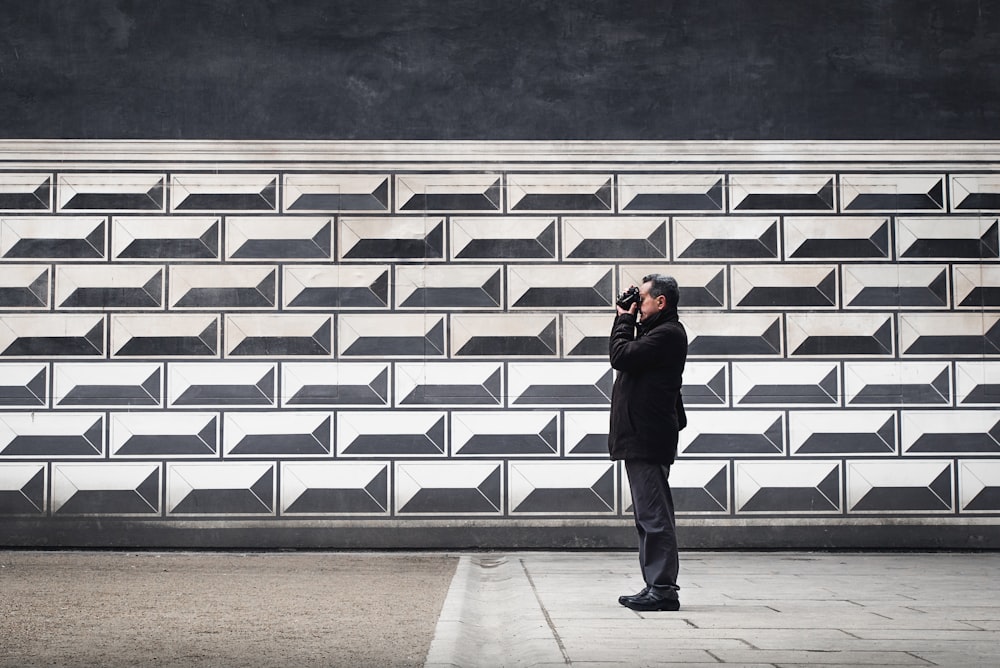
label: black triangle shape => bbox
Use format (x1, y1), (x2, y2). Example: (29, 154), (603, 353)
(928, 468), (952, 507)
(84, 320), (104, 353)
(926, 179), (944, 208)
(33, 178), (51, 208)
(198, 418), (218, 449)
(476, 467), (502, 510)
(597, 369), (614, 399)
(482, 369), (502, 400)
(816, 270), (837, 305)
(256, 270), (276, 306)
(146, 178), (165, 209)
(372, 178), (390, 210)
(928, 270), (948, 305)
(250, 469), (274, 510)
(481, 269), (502, 306)
(762, 319), (782, 353)
(423, 221), (444, 257)
(706, 178), (724, 209)
(873, 319), (893, 354)
(590, 467), (615, 509)
(426, 416), (446, 452)
(595, 179), (613, 209)
(869, 219), (890, 256)
(539, 417), (558, 452)
(819, 369), (838, 399)
(705, 467), (727, 508)
(817, 179), (835, 209)
(83, 419), (103, 452)
(200, 220), (220, 255)
(981, 220), (999, 257)
(143, 271), (163, 305)
(877, 416), (895, 448)
(22, 468), (45, 510)
(816, 468), (840, 508)
(484, 178), (502, 209)
(199, 320), (219, 352)
(704, 270), (725, 306)
(538, 319), (558, 353)
(260, 179), (277, 209)
(312, 318), (333, 354)
(931, 369), (951, 400)
(26, 369), (47, 402)
(594, 270), (613, 305)
(312, 220), (333, 257)
(85, 221), (106, 255)
(708, 369), (727, 399)
(256, 368), (275, 400)
(536, 221), (557, 256)
(647, 221), (668, 256)
(27, 270), (48, 306)
(313, 416), (332, 450)
(370, 270), (390, 306)
(141, 369), (161, 399)
(135, 470), (160, 510)
(425, 319), (445, 354)
(364, 467), (389, 500)
(764, 418), (784, 451)
(758, 221), (779, 256)
(370, 368), (389, 401)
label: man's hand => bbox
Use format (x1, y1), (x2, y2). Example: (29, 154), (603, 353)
(616, 302), (638, 316)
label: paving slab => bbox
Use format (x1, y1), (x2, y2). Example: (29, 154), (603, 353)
(426, 551), (1000, 666)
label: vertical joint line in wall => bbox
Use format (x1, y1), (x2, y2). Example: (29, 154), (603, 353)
(841, 455), (848, 516)
(839, 360), (845, 408)
(274, 454), (281, 517)
(276, 171), (283, 214)
(889, 214), (897, 262)
(218, 404), (225, 461)
(160, 460), (167, 518)
(103, 408), (110, 461)
(723, 174), (731, 214)
(667, 215), (674, 262)
(46, 360), (53, 411)
(952, 457), (959, 515)
(48, 262), (55, 311)
(389, 172), (396, 214)
(834, 174), (841, 214)
(943, 172), (950, 213)
(276, 262), (283, 312)
(612, 173), (618, 214)
(894, 407), (902, 458)
(501, 172), (507, 214)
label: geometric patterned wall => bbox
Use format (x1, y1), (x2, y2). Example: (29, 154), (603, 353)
(1, 141), (998, 546)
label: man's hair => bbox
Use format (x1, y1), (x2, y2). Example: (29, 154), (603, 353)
(642, 273), (679, 307)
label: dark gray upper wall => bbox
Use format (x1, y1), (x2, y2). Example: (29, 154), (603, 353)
(2, 0), (998, 140)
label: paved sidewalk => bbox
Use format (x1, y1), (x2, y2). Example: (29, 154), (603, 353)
(2, 550), (999, 666)
(427, 551), (1000, 667)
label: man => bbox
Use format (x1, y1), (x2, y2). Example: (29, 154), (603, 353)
(609, 273), (687, 612)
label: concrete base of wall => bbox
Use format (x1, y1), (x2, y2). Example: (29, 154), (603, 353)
(3, 519), (998, 551)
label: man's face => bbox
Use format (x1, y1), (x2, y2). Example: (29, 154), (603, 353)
(638, 281), (666, 320)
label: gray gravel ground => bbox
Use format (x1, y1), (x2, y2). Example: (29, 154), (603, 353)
(0, 551), (458, 668)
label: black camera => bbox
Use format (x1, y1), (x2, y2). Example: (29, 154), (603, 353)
(616, 285), (640, 310)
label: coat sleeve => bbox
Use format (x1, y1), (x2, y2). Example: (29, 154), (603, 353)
(609, 314), (675, 372)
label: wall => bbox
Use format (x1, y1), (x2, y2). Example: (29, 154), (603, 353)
(1, 1), (999, 548)
(1, 140), (998, 549)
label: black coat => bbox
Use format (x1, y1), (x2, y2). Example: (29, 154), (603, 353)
(608, 307), (688, 464)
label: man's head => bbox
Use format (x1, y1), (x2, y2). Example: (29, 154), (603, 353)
(638, 274), (679, 320)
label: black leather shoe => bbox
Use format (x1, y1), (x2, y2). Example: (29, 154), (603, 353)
(617, 586), (650, 606)
(621, 590), (680, 612)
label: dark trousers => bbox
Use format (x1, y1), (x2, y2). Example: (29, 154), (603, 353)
(624, 458), (679, 595)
